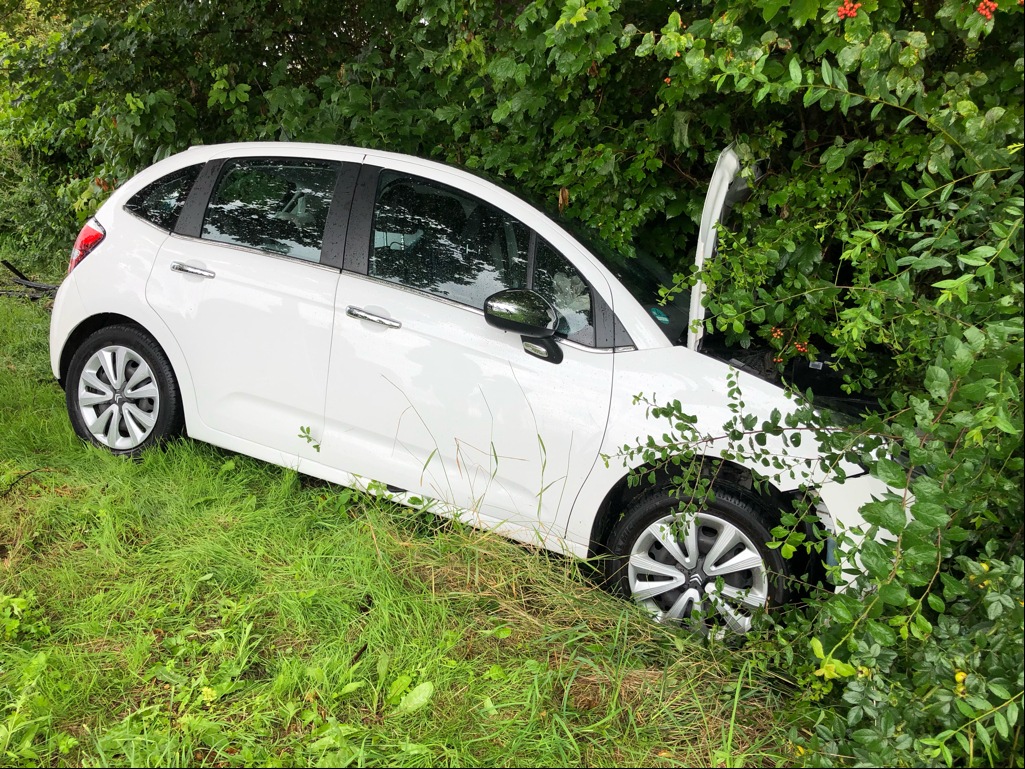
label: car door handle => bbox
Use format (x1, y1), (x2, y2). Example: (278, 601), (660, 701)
(346, 306), (402, 329)
(170, 261), (216, 279)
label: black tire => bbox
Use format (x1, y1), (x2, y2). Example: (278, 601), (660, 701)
(65, 324), (184, 456)
(605, 486), (791, 633)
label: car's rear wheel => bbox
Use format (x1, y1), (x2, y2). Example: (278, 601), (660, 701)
(66, 325), (183, 456)
(605, 487), (790, 634)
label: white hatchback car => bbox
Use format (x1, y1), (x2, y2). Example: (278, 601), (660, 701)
(50, 142), (891, 631)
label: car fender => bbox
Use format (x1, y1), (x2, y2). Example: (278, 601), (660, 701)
(50, 219), (201, 434)
(564, 345), (869, 550)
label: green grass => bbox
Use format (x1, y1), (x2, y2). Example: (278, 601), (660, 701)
(0, 296), (791, 767)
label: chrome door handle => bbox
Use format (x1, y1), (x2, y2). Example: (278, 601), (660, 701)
(170, 261), (215, 279)
(346, 306), (401, 329)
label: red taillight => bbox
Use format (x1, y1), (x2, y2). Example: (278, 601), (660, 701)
(68, 218), (106, 273)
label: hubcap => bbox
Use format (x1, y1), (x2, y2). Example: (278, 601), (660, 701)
(627, 512), (769, 633)
(77, 345), (160, 450)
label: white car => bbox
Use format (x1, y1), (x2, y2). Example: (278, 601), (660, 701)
(49, 142), (891, 632)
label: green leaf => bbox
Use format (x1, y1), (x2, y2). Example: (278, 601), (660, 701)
(481, 696), (498, 717)
(994, 711), (1009, 740)
(859, 538), (894, 578)
(910, 501), (949, 528)
(865, 619), (896, 646)
(338, 681), (364, 696)
(902, 255), (951, 271)
(825, 599), (854, 623)
(940, 573), (969, 598)
(958, 246), (995, 267)
(396, 681), (435, 713)
(811, 636), (825, 659)
(672, 111), (691, 151)
(387, 674), (412, 705)
(788, 56), (802, 85)
(820, 58), (833, 86)
(877, 582), (910, 606)
(635, 31), (656, 57)
(837, 43), (863, 71)
(789, 0), (821, 28)
(488, 57), (517, 81)
(988, 681), (1012, 700)
(873, 458), (907, 489)
(763, 0), (789, 22)
(976, 722), (992, 749)
(862, 499), (907, 536)
(924, 366), (951, 401)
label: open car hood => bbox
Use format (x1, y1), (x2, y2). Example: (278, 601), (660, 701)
(686, 146), (745, 352)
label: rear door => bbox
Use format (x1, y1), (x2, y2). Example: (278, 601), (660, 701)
(145, 153), (358, 455)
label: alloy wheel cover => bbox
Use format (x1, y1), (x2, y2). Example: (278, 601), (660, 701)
(627, 511), (770, 633)
(77, 345), (161, 450)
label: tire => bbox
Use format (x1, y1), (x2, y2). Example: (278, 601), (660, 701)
(605, 486), (791, 634)
(66, 324), (184, 456)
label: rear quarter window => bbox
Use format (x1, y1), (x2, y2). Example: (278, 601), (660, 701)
(124, 164), (203, 232)
(201, 158), (338, 263)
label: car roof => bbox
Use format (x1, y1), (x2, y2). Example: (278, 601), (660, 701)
(184, 141), (497, 189)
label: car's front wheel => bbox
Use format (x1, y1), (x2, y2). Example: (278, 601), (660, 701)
(605, 487), (790, 634)
(66, 325), (183, 456)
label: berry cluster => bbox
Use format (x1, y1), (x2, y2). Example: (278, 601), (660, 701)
(770, 327), (810, 362)
(837, 0), (862, 19)
(977, 0), (997, 18)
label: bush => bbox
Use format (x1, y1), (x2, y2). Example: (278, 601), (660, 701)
(0, 144), (77, 274)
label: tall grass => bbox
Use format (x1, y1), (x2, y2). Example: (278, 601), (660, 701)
(1, 296), (791, 767)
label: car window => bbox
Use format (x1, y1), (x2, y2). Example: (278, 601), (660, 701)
(369, 172), (530, 308)
(201, 158), (337, 263)
(124, 163), (203, 232)
(560, 221), (688, 345)
(532, 238), (595, 346)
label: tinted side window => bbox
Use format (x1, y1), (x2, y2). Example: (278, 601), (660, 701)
(202, 158), (337, 263)
(532, 238), (595, 346)
(124, 164), (203, 232)
(370, 172), (529, 308)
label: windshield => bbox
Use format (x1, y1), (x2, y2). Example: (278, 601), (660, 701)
(456, 164), (692, 344)
(560, 223), (691, 345)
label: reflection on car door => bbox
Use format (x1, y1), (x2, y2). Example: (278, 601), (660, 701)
(318, 165), (614, 541)
(145, 157), (353, 456)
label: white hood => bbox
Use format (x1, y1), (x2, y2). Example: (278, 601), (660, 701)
(686, 146), (744, 352)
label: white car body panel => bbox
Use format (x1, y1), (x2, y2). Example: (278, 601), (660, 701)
(48, 141), (897, 583)
(561, 345), (872, 551)
(49, 277), (86, 370)
(145, 235), (337, 452)
(322, 271), (614, 531)
(49, 213), (199, 419)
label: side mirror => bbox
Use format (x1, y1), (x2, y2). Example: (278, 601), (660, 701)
(483, 289), (558, 339)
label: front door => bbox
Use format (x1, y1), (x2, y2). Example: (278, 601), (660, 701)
(319, 165), (614, 540)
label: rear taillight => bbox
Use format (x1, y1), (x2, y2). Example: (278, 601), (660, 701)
(68, 218), (106, 273)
